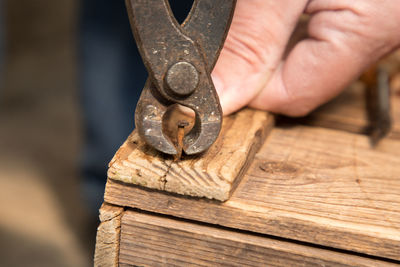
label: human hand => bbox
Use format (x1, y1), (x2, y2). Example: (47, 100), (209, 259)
(212, 0), (400, 116)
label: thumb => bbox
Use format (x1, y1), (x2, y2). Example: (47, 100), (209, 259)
(212, 0), (308, 115)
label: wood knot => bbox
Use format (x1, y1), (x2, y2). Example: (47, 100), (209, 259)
(259, 161), (298, 174)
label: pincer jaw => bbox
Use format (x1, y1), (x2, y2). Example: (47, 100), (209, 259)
(135, 93), (222, 156)
(182, 110), (222, 155)
(134, 84), (178, 155)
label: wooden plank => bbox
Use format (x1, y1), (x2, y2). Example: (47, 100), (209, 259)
(119, 209), (397, 267)
(301, 50), (400, 139)
(108, 108), (273, 201)
(105, 125), (400, 260)
(94, 204), (124, 267)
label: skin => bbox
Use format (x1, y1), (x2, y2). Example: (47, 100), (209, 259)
(212, 0), (400, 116)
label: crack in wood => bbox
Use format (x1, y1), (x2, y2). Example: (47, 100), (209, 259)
(159, 160), (173, 191)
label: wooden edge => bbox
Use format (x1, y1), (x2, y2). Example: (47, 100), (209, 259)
(94, 203), (124, 267)
(229, 112), (274, 199)
(104, 178), (400, 261)
(119, 209), (397, 267)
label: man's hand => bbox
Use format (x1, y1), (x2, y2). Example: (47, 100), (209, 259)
(212, 0), (400, 116)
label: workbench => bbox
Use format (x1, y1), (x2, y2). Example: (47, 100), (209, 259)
(94, 65), (400, 266)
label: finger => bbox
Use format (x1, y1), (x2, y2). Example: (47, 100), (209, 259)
(212, 0), (308, 115)
(250, 0), (400, 116)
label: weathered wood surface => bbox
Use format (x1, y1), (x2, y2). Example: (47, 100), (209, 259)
(108, 108), (273, 201)
(105, 125), (400, 261)
(94, 204), (123, 267)
(119, 209), (397, 267)
(302, 50), (400, 139)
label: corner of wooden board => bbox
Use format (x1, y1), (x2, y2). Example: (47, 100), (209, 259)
(107, 108), (274, 201)
(94, 203), (124, 267)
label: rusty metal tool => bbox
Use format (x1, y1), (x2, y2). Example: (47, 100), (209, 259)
(126, 0), (236, 155)
(362, 66), (392, 146)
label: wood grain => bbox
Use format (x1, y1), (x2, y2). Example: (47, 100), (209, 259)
(119, 209), (397, 267)
(108, 108), (273, 201)
(105, 125), (400, 260)
(94, 204), (124, 267)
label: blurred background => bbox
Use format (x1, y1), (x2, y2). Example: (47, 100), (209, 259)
(0, 0), (193, 266)
(0, 0), (91, 266)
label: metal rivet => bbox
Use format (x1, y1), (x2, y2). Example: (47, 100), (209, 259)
(165, 61), (199, 96)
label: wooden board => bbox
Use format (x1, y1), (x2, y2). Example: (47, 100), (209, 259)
(108, 109), (273, 201)
(119, 209), (397, 267)
(301, 50), (400, 139)
(105, 125), (400, 261)
(94, 204), (123, 267)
